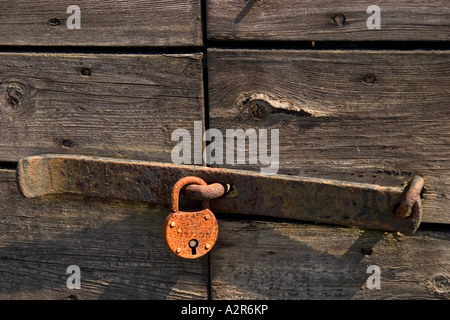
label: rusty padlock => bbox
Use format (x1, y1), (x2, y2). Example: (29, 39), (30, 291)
(163, 176), (219, 259)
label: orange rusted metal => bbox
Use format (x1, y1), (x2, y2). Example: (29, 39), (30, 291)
(396, 176), (424, 221)
(17, 154), (424, 234)
(185, 183), (225, 200)
(163, 176), (219, 259)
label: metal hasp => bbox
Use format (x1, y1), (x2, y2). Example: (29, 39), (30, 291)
(16, 154), (424, 234)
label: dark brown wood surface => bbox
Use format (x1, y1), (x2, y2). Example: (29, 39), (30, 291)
(207, 49), (450, 224)
(0, 1), (449, 301)
(211, 217), (450, 299)
(0, 0), (202, 46)
(207, 0), (450, 41)
(3, 163), (448, 300)
(0, 52), (204, 163)
(0, 52), (207, 300)
(0, 169), (208, 299)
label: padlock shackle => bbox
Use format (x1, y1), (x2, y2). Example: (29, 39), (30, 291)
(171, 176), (209, 212)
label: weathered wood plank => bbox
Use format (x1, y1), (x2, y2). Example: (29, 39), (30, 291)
(0, 169), (208, 300)
(207, 49), (450, 224)
(0, 52), (204, 163)
(0, 1), (202, 46)
(207, 0), (450, 41)
(211, 218), (450, 300)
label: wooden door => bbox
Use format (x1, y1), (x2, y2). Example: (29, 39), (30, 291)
(0, 0), (449, 300)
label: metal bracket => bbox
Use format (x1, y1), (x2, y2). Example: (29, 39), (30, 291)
(17, 154), (424, 233)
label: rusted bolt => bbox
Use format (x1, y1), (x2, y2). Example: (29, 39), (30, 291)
(47, 18), (62, 26)
(185, 183), (225, 200)
(396, 176), (424, 219)
(61, 139), (74, 148)
(365, 74), (376, 83)
(81, 67), (92, 77)
(333, 14), (346, 26)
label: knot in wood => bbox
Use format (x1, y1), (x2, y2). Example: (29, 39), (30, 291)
(244, 99), (272, 122)
(0, 81), (34, 119)
(333, 14), (346, 26)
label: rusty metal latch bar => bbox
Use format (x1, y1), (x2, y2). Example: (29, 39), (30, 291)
(16, 154), (424, 234)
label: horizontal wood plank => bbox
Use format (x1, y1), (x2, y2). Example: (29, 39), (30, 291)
(207, 0), (450, 41)
(0, 169), (208, 300)
(211, 218), (450, 299)
(0, 52), (204, 163)
(207, 49), (450, 224)
(0, 0), (202, 46)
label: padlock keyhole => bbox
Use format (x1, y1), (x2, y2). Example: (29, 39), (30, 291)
(189, 239), (198, 255)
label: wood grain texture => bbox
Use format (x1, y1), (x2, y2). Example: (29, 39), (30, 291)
(211, 218), (450, 300)
(0, 52), (204, 163)
(207, 0), (450, 41)
(0, 0), (202, 46)
(207, 49), (450, 224)
(0, 169), (208, 300)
